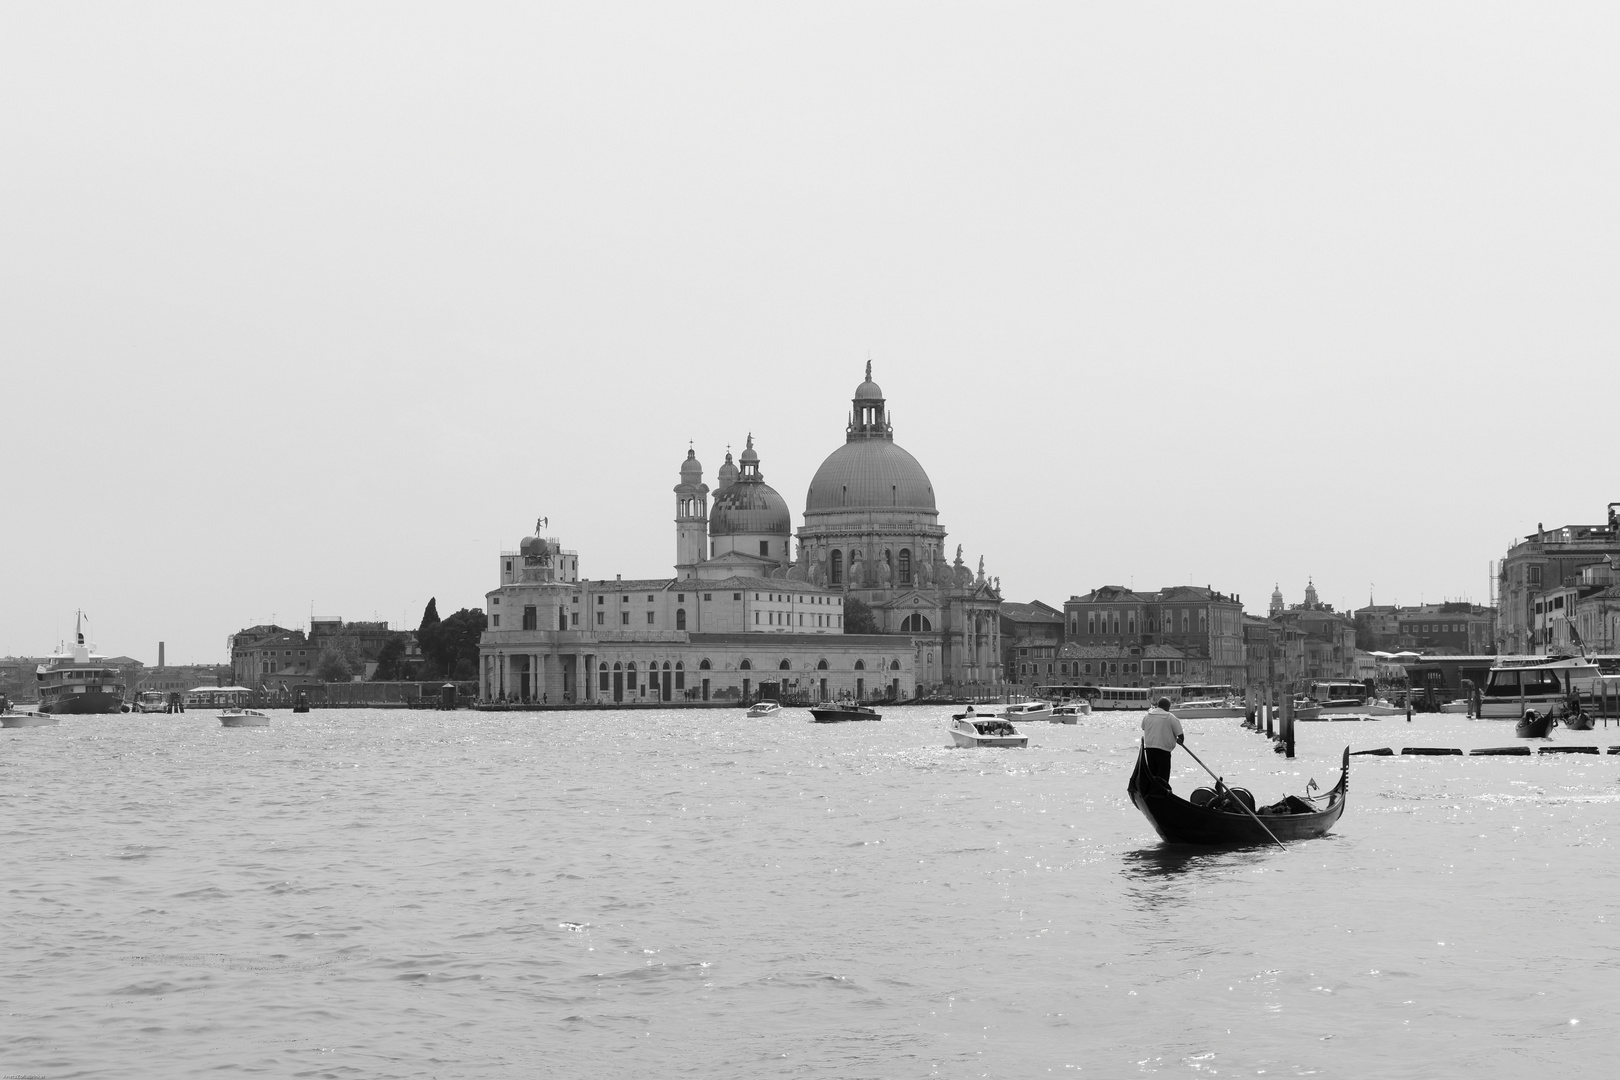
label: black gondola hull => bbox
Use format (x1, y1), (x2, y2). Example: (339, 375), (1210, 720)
(1127, 746), (1349, 847)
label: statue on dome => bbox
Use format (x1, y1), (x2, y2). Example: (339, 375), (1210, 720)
(954, 544), (964, 566)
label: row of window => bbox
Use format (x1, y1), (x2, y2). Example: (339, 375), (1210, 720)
(1018, 660), (1188, 677)
(1402, 623), (1469, 633)
(1075, 610), (1208, 636)
(828, 547), (915, 585)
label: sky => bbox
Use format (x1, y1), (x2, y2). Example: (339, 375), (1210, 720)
(3, 3), (1617, 664)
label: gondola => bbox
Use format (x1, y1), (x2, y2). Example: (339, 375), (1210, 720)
(1514, 711), (1554, 738)
(1127, 744), (1349, 847)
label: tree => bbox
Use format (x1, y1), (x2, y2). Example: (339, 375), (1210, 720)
(844, 597), (879, 635)
(422, 607), (487, 679)
(371, 636), (406, 681)
(315, 644), (353, 683)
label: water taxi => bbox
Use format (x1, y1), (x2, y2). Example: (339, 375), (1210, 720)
(1004, 700), (1053, 722)
(1050, 703), (1090, 723)
(220, 709), (270, 728)
(133, 690), (169, 713)
(1175, 698), (1247, 720)
(948, 707), (1028, 748)
(746, 700), (782, 718)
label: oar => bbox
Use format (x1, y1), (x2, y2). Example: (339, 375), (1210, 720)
(1180, 744), (1287, 851)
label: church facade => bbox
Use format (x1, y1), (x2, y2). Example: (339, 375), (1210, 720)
(476, 366), (1002, 704)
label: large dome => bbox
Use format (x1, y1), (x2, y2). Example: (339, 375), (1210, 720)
(711, 481), (792, 535)
(805, 439), (936, 513)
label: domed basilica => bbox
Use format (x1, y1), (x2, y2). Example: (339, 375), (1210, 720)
(675, 364), (1004, 689)
(478, 364), (1002, 705)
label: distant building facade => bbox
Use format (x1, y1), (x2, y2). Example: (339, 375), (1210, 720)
(1498, 506), (1620, 653)
(1062, 584), (1247, 688)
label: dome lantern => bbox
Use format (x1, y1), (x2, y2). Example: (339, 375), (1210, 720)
(847, 360), (893, 442)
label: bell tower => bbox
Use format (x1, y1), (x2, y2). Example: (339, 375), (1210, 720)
(674, 446), (709, 577)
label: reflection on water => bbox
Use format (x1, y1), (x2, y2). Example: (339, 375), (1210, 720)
(2, 705), (1617, 1078)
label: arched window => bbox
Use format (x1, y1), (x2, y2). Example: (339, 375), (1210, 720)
(900, 614), (932, 632)
(675, 662), (685, 690)
(626, 662), (636, 691)
(613, 662), (622, 670)
(740, 659), (752, 670)
(898, 549), (911, 584)
(830, 549), (843, 584)
(779, 659), (791, 670)
(599, 663), (609, 690)
(699, 658), (711, 670)
(676, 608), (686, 630)
(889, 660), (900, 670)
(816, 659), (828, 670)
(854, 659), (865, 671)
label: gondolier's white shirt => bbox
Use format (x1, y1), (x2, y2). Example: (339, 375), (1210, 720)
(1141, 708), (1183, 752)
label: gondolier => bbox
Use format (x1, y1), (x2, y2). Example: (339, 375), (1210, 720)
(1141, 696), (1184, 791)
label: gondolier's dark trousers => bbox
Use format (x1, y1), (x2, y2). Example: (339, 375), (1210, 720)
(1145, 747), (1173, 790)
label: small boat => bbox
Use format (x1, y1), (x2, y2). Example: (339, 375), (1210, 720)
(220, 709), (270, 728)
(746, 700), (782, 718)
(1174, 698), (1247, 720)
(948, 707), (1028, 748)
(1050, 703), (1090, 723)
(292, 691), (310, 714)
(1003, 701), (1053, 722)
(2, 709), (60, 729)
(1563, 711), (1595, 731)
(1514, 710), (1554, 738)
(808, 701), (882, 723)
(133, 690), (169, 714)
(1127, 744), (1349, 847)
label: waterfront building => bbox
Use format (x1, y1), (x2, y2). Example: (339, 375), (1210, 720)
(1533, 558), (1620, 653)
(476, 365), (1002, 704)
(1062, 584), (1246, 688)
(1056, 642), (1197, 688)
(1497, 505), (1620, 653)
(230, 625), (315, 687)
(1000, 601), (1065, 688)
(1271, 582), (1357, 682)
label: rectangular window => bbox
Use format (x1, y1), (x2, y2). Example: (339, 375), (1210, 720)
(522, 606), (537, 630)
(678, 594), (685, 602)
(492, 614), (500, 627)
(621, 613), (629, 625)
(755, 612), (761, 624)
(704, 594), (712, 601)
(734, 593), (741, 601)
(597, 596), (604, 605)
(597, 612), (604, 625)
(571, 613), (578, 627)
(647, 612), (655, 625)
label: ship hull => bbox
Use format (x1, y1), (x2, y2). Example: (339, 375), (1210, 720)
(39, 690), (125, 715)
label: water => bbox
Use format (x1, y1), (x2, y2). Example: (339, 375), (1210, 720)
(4, 707), (1619, 1078)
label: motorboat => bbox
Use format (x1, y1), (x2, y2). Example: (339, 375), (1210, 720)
(1128, 744), (1350, 847)
(1050, 703), (1090, 723)
(948, 707), (1028, 748)
(2, 708), (59, 729)
(133, 690), (169, 713)
(1004, 701), (1053, 722)
(1480, 654), (1606, 720)
(220, 709), (270, 728)
(746, 700), (782, 718)
(808, 701), (882, 723)
(1175, 698), (1247, 720)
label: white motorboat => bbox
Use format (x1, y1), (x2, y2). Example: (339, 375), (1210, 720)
(220, 709), (270, 728)
(133, 690), (169, 714)
(746, 700), (782, 718)
(1478, 654), (1607, 720)
(1050, 703), (1090, 723)
(2, 709), (59, 729)
(1004, 701), (1053, 722)
(948, 707), (1028, 748)
(1174, 698), (1247, 720)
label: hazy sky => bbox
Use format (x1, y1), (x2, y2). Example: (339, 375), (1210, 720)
(4, 4), (1617, 663)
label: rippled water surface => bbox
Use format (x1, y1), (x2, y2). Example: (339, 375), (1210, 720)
(5, 706), (1620, 1078)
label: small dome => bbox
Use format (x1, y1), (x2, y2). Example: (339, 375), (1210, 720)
(717, 450), (738, 489)
(520, 534), (555, 558)
(710, 482), (792, 536)
(855, 359), (883, 400)
(679, 448), (703, 483)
